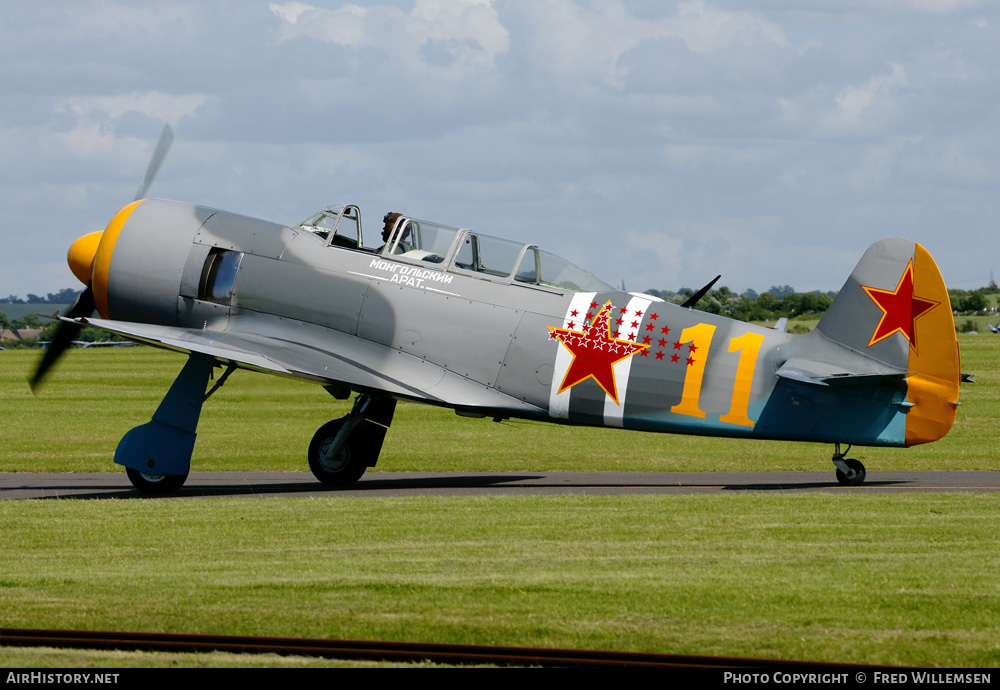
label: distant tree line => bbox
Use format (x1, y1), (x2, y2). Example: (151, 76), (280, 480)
(1, 288), (115, 348)
(948, 284), (999, 313)
(645, 278), (998, 333)
(1, 288), (82, 305)
(0, 312), (123, 349)
(644, 284), (837, 324)
(0, 312), (44, 332)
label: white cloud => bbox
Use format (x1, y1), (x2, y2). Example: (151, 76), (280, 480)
(270, 0), (509, 69)
(781, 64), (911, 139)
(825, 63), (908, 131)
(507, 0), (789, 90)
(735, 0), (991, 15)
(614, 215), (862, 295)
(882, 0), (988, 12)
(2, 0), (999, 296)
(268, 1), (313, 25)
(674, 0), (789, 53)
(270, 0), (788, 93)
(58, 91), (212, 124)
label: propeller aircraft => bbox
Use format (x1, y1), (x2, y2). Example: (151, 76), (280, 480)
(33, 128), (963, 494)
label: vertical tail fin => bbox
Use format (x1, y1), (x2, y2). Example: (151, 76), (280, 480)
(815, 237), (960, 446)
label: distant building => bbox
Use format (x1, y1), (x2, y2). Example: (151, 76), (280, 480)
(0, 328), (43, 342)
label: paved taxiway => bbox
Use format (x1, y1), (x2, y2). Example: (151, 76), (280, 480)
(2, 470), (998, 500)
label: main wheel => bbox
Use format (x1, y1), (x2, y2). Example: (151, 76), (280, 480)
(308, 418), (370, 486)
(835, 458), (866, 486)
(126, 467), (188, 495)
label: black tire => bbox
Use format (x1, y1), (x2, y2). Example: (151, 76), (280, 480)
(835, 458), (866, 486)
(126, 467), (188, 495)
(308, 418), (370, 487)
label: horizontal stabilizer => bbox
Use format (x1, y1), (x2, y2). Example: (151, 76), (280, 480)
(775, 357), (907, 388)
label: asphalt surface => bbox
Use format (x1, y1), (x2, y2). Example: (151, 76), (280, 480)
(1, 470), (998, 500)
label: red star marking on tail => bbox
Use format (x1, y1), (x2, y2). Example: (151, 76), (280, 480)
(549, 302), (649, 404)
(861, 259), (939, 353)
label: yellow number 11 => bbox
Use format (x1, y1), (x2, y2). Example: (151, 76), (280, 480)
(670, 326), (765, 428)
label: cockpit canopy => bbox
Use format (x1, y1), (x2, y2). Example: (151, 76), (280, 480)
(300, 204), (362, 250)
(300, 204), (612, 293)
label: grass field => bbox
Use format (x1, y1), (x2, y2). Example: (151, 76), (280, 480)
(2, 494), (999, 667)
(1, 337), (998, 667)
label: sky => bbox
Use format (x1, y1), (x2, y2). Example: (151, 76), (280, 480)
(2, 0), (998, 299)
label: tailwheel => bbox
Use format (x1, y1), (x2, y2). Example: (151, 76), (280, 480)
(126, 467), (188, 495)
(832, 444), (866, 486)
(308, 417), (371, 486)
(835, 458), (867, 486)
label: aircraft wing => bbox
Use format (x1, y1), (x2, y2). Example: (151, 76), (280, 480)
(70, 317), (546, 415)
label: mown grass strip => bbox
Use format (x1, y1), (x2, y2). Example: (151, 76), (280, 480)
(1, 493), (999, 667)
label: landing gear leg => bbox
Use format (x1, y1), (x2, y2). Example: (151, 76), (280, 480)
(308, 394), (396, 487)
(116, 353), (215, 495)
(832, 443), (866, 486)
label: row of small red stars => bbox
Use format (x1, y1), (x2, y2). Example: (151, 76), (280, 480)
(562, 302), (697, 366)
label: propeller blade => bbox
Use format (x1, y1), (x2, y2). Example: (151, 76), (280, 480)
(134, 122), (174, 201)
(29, 286), (95, 392)
(65, 284), (96, 319)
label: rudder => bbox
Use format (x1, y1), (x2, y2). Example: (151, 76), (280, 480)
(905, 242), (961, 445)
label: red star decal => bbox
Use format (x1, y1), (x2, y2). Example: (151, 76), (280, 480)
(549, 302), (649, 404)
(861, 260), (939, 353)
